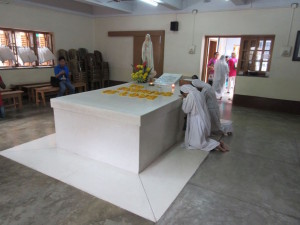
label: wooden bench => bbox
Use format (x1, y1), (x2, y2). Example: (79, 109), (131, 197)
(11, 82), (50, 91)
(22, 84), (51, 103)
(0, 89), (12, 93)
(35, 86), (59, 106)
(1, 90), (24, 109)
(35, 82), (87, 106)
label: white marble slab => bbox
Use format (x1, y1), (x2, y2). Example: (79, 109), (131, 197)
(51, 82), (182, 125)
(51, 82), (184, 173)
(139, 143), (208, 220)
(154, 73), (182, 85)
(0, 135), (208, 222)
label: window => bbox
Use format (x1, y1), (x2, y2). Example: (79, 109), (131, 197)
(0, 27), (54, 68)
(36, 33), (54, 66)
(238, 35), (275, 76)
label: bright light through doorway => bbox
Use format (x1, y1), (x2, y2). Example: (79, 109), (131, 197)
(203, 36), (241, 104)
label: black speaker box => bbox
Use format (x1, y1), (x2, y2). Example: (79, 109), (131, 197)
(170, 21), (179, 31)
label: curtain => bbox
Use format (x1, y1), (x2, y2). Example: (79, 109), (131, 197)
(0, 46), (16, 62)
(18, 47), (37, 63)
(38, 47), (55, 64)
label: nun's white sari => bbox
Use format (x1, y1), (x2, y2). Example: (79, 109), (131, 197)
(213, 55), (229, 99)
(192, 79), (221, 132)
(181, 85), (219, 151)
(192, 79), (233, 134)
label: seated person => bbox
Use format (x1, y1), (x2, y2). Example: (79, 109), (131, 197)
(0, 75), (6, 118)
(180, 84), (228, 152)
(54, 56), (75, 97)
(192, 78), (233, 135)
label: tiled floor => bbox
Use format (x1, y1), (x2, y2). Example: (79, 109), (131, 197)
(1, 102), (300, 225)
(1, 135), (209, 222)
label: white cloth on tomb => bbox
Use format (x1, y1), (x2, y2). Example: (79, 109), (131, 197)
(38, 47), (55, 64)
(17, 47), (37, 64)
(181, 84), (219, 151)
(213, 55), (228, 98)
(0, 46), (16, 62)
(142, 34), (154, 71)
(192, 79), (221, 132)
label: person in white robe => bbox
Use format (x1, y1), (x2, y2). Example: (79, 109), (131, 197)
(142, 34), (154, 71)
(192, 79), (233, 135)
(212, 55), (229, 100)
(180, 85), (228, 152)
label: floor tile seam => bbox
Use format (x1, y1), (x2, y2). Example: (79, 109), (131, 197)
(138, 174), (157, 222)
(229, 150), (300, 168)
(0, 146), (58, 153)
(187, 182), (300, 220)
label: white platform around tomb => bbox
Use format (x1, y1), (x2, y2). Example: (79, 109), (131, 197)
(51, 82), (183, 173)
(0, 134), (209, 222)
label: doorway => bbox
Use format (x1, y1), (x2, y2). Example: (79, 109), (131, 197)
(201, 36), (241, 103)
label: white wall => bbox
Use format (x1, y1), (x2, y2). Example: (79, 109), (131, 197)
(1, 5), (299, 101)
(94, 8), (300, 101)
(0, 3), (95, 87)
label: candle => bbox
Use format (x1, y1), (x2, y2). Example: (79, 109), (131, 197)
(171, 84), (175, 88)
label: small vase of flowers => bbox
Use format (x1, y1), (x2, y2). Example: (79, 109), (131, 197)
(131, 61), (152, 83)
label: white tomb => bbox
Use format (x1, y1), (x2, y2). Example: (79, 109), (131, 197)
(1, 74), (212, 222)
(51, 77), (183, 174)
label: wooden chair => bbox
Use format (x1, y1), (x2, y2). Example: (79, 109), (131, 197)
(69, 59), (87, 84)
(78, 48), (88, 72)
(101, 62), (110, 88)
(94, 50), (103, 65)
(86, 53), (101, 90)
(57, 49), (69, 62)
(68, 49), (79, 61)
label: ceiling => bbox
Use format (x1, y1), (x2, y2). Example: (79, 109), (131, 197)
(9, 0), (300, 17)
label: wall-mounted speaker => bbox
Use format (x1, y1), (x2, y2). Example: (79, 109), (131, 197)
(170, 21), (179, 31)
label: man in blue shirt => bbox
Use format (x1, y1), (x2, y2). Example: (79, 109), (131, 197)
(54, 56), (75, 97)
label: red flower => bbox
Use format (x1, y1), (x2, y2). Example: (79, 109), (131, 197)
(135, 65), (139, 70)
(143, 61), (147, 67)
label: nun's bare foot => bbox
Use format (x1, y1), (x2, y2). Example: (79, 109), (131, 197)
(220, 141), (230, 151)
(216, 145), (227, 152)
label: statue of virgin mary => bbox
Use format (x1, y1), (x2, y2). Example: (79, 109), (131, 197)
(142, 34), (154, 71)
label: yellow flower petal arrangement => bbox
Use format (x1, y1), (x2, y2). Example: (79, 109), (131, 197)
(102, 84), (173, 101)
(131, 62), (152, 83)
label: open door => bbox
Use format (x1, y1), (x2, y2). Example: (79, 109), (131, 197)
(201, 38), (218, 81)
(201, 36), (241, 103)
(208, 41), (217, 62)
(206, 40), (217, 81)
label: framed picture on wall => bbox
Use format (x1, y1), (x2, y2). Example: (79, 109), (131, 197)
(292, 30), (300, 61)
